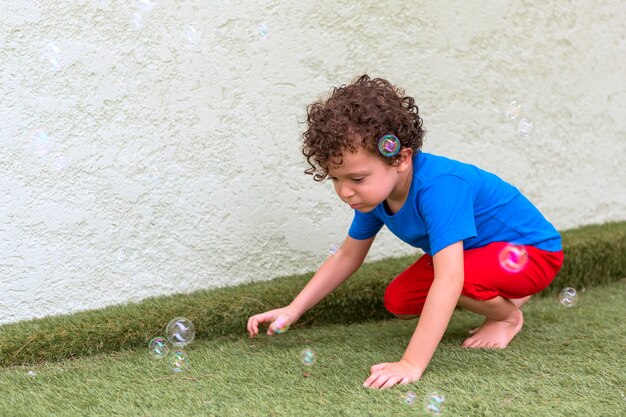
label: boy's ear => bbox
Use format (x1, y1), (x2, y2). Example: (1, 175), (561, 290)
(396, 148), (413, 172)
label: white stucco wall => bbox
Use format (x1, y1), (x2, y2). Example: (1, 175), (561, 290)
(1, 0), (624, 325)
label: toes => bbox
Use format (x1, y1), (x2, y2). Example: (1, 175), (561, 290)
(462, 336), (480, 348)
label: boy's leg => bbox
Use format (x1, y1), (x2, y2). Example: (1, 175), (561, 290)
(384, 254), (434, 318)
(457, 295), (523, 348)
(467, 295), (531, 335)
(459, 243), (564, 348)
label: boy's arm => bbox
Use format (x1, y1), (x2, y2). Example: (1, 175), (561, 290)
(364, 241), (464, 388)
(288, 235), (375, 317)
(401, 241), (464, 370)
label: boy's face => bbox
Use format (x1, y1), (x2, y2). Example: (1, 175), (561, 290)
(327, 146), (412, 213)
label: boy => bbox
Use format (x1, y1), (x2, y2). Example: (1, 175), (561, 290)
(247, 75), (563, 389)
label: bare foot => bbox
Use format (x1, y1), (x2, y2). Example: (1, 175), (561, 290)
(462, 308), (524, 348)
(467, 296), (530, 335)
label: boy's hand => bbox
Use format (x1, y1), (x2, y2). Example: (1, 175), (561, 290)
(246, 307), (298, 338)
(363, 359), (422, 389)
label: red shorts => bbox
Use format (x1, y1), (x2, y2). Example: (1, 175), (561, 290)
(384, 242), (564, 316)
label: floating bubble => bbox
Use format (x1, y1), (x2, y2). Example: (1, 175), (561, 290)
(274, 315), (289, 334)
(425, 392), (445, 415)
(258, 23), (269, 38)
(114, 77), (128, 94)
(44, 42), (63, 71)
(167, 350), (191, 373)
(32, 128), (52, 156)
(116, 247), (128, 263)
(148, 336), (170, 359)
(131, 13), (144, 29)
(147, 165), (161, 179)
(136, 0), (157, 12)
(378, 134), (400, 157)
(52, 153), (67, 171)
(498, 244), (528, 273)
(27, 370), (37, 377)
(300, 348), (316, 366)
(404, 391), (417, 406)
(183, 24), (202, 48)
(328, 243), (341, 257)
(506, 101), (522, 120)
(559, 287), (578, 307)
(516, 118), (534, 137)
(166, 317), (195, 346)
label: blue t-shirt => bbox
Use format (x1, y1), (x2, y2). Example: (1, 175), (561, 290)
(348, 152), (562, 255)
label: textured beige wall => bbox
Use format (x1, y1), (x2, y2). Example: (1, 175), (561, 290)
(1, 0), (624, 324)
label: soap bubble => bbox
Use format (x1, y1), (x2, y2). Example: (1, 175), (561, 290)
(258, 23), (269, 38)
(166, 317), (195, 346)
(32, 128), (52, 156)
(27, 370), (37, 377)
(148, 336), (170, 359)
(425, 392), (445, 415)
(404, 391), (417, 405)
(559, 287), (578, 307)
(274, 315), (289, 334)
(147, 165), (161, 180)
(44, 42), (63, 71)
(52, 153), (67, 171)
(506, 101), (522, 120)
(183, 24), (202, 48)
(516, 118), (534, 137)
(328, 243), (341, 257)
(136, 0), (157, 12)
(167, 350), (191, 373)
(498, 244), (528, 273)
(378, 134), (400, 157)
(300, 348), (316, 366)
(131, 13), (144, 29)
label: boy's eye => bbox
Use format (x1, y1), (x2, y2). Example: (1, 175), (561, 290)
(351, 177), (364, 183)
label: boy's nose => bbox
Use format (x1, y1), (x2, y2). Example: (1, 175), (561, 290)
(339, 184), (355, 199)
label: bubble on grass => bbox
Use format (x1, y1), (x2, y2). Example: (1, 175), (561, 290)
(148, 336), (170, 359)
(425, 392), (445, 415)
(166, 317), (195, 346)
(516, 118), (534, 137)
(498, 244), (528, 273)
(167, 350), (191, 373)
(27, 370), (37, 377)
(559, 287), (578, 307)
(328, 243), (341, 257)
(505, 100), (522, 120)
(404, 391), (417, 405)
(300, 348), (316, 366)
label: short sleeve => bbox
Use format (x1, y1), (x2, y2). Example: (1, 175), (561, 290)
(348, 210), (384, 240)
(418, 175), (477, 255)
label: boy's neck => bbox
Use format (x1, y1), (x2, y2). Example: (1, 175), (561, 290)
(385, 162), (413, 214)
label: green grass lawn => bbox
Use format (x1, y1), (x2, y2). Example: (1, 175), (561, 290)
(2, 281), (625, 417)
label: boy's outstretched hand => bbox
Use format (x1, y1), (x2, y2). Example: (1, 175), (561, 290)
(247, 307), (299, 338)
(363, 359), (422, 389)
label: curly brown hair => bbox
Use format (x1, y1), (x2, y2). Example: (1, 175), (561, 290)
(302, 74), (425, 181)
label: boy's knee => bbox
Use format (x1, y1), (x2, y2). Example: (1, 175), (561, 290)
(384, 284), (420, 318)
